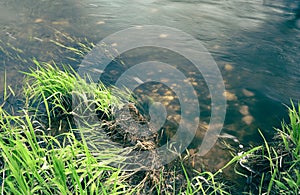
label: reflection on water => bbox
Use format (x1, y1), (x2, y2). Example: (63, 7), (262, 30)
(0, 0), (299, 171)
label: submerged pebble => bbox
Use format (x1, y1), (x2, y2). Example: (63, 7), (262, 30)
(242, 115), (254, 125)
(164, 95), (174, 101)
(239, 105), (249, 116)
(213, 45), (221, 49)
(96, 21), (105, 25)
(223, 90), (237, 101)
(224, 63), (233, 71)
(159, 34), (168, 38)
(242, 89), (255, 97)
(34, 18), (44, 23)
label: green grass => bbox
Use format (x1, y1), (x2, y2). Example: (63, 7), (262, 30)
(24, 59), (120, 113)
(0, 107), (130, 194)
(270, 102), (300, 194)
(233, 102), (300, 195)
(1, 61), (233, 194)
(22, 60), (123, 134)
(0, 62), (131, 194)
(182, 165), (231, 195)
(2, 37), (300, 194)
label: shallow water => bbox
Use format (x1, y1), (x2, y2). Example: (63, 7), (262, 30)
(0, 0), (299, 176)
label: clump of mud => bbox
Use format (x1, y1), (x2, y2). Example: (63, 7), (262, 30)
(99, 102), (195, 194)
(103, 103), (158, 149)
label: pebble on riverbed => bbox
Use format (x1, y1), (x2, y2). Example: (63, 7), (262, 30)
(96, 21), (105, 25)
(224, 63), (234, 71)
(242, 89), (255, 97)
(34, 18), (44, 23)
(223, 90), (237, 101)
(242, 115), (254, 125)
(239, 105), (249, 116)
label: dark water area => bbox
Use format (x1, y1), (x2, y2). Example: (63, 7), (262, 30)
(0, 0), (299, 175)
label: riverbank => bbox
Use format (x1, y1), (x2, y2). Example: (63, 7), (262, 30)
(0, 62), (230, 194)
(0, 62), (299, 194)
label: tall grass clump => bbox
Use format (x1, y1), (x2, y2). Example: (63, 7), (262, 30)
(23, 60), (123, 135)
(0, 61), (134, 194)
(183, 167), (231, 195)
(0, 110), (128, 195)
(234, 102), (300, 194)
(0, 104), (130, 194)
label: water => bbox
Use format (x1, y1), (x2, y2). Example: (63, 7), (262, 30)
(0, 0), (299, 172)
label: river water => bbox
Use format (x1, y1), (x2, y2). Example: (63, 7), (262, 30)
(0, 0), (299, 175)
